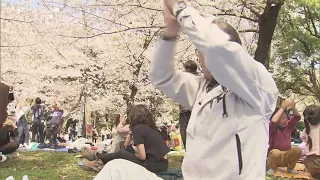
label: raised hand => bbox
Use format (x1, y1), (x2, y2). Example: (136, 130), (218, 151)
(281, 99), (294, 109)
(163, 1), (180, 37)
(119, 114), (125, 124)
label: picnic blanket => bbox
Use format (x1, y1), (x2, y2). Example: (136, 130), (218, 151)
(18, 146), (72, 153)
(157, 169), (183, 180)
(273, 163), (314, 179)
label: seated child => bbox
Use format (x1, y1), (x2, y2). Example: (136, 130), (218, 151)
(302, 105), (320, 179)
(267, 99), (302, 175)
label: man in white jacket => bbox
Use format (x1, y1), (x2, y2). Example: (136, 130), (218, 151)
(149, 0), (279, 179)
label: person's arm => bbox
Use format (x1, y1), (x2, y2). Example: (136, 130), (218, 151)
(124, 132), (132, 147)
(117, 123), (130, 134)
(132, 127), (147, 160)
(271, 108), (286, 123)
(148, 4), (201, 110)
(165, 1), (278, 111)
(136, 144), (147, 160)
(287, 107), (301, 131)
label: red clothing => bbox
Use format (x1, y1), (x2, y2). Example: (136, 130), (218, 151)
(268, 115), (301, 154)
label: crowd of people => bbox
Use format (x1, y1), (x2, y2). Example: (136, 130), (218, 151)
(1, 0), (320, 179)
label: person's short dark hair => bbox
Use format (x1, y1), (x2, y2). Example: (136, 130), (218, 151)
(175, 124), (179, 129)
(213, 20), (242, 45)
(35, 97), (41, 104)
(183, 60), (198, 73)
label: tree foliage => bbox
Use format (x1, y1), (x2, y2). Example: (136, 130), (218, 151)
(274, 0), (320, 101)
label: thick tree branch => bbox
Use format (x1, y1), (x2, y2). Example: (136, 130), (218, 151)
(240, 0), (261, 17)
(306, 6), (320, 38)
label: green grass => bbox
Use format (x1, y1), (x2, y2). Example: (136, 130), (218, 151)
(0, 151), (96, 180)
(0, 151), (298, 180)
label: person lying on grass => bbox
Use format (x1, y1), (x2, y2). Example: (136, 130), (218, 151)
(267, 99), (302, 175)
(83, 104), (169, 173)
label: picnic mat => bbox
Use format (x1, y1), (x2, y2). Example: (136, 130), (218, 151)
(273, 163), (315, 179)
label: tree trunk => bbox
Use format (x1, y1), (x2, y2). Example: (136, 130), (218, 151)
(254, 1), (283, 69)
(123, 85), (138, 115)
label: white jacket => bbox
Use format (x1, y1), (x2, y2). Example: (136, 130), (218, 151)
(149, 6), (279, 180)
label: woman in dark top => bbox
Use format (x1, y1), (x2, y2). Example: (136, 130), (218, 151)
(95, 104), (169, 173)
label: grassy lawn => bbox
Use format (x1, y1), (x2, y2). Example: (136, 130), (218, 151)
(0, 151), (298, 180)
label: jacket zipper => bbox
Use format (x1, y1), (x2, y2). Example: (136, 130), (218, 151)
(235, 134), (243, 175)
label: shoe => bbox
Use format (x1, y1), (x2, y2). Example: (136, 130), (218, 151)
(81, 147), (98, 161)
(68, 148), (78, 153)
(6, 152), (19, 158)
(0, 155), (7, 162)
(82, 159), (104, 172)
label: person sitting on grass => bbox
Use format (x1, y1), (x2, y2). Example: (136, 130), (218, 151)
(302, 105), (320, 179)
(0, 118), (19, 155)
(267, 99), (302, 175)
(83, 104), (169, 173)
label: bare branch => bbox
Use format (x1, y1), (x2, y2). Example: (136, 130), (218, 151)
(129, 4), (161, 12)
(198, 3), (258, 22)
(0, 17), (32, 23)
(215, 13), (258, 22)
(1, 43), (39, 47)
(60, 26), (165, 39)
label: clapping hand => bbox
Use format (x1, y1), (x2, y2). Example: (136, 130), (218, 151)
(163, 1), (180, 37)
(281, 99), (296, 110)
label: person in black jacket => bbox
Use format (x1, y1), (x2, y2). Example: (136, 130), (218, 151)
(179, 60), (200, 150)
(0, 118), (19, 154)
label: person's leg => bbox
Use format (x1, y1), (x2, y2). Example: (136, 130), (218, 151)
(267, 149), (285, 174)
(120, 141), (125, 149)
(284, 146), (302, 174)
(52, 126), (58, 147)
(23, 125), (30, 145)
(17, 125), (24, 144)
(0, 141), (19, 154)
(304, 155), (320, 178)
(39, 122), (45, 143)
(31, 122), (37, 142)
(146, 159), (169, 173)
(179, 111), (191, 150)
(125, 145), (136, 154)
(96, 149), (143, 166)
